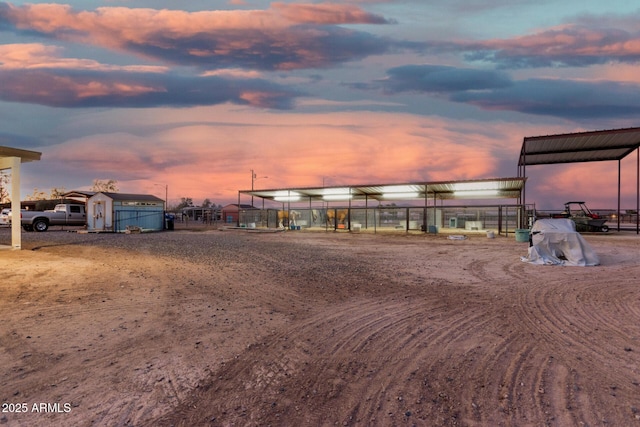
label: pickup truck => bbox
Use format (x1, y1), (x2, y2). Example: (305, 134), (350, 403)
(21, 204), (87, 232)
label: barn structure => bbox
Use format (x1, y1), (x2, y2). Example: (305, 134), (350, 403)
(0, 146), (41, 250)
(86, 192), (165, 232)
(238, 177), (528, 235)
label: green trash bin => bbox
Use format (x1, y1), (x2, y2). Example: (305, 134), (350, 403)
(515, 228), (530, 242)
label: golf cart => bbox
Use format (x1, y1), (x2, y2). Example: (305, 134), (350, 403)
(552, 201), (609, 232)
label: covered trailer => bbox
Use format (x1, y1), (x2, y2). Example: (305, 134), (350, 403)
(521, 218), (600, 266)
(87, 192), (165, 232)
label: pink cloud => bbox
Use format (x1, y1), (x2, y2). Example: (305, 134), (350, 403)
(0, 2), (395, 70)
(0, 70), (164, 105)
(464, 21), (640, 68)
(484, 25), (640, 58)
(271, 2), (392, 24)
(0, 43), (167, 72)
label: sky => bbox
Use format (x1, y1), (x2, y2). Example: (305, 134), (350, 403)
(1, 0), (639, 210)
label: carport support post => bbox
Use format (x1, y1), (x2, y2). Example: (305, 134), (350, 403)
(365, 195), (369, 229)
(348, 188), (352, 231)
(237, 192), (241, 227)
(432, 191), (438, 232)
(405, 207), (409, 233)
(618, 159), (621, 232)
(287, 190), (291, 229)
(423, 188), (428, 233)
(10, 157), (21, 249)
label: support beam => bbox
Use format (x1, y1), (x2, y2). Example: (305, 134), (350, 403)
(618, 159), (621, 232)
(1, 148), (41, 250)
(9, 157), (21, 249)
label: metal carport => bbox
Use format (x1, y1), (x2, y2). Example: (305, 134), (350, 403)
(239, 177), (527, 233)
(241, 177), (526, 203)
(518, 127), (640, 233)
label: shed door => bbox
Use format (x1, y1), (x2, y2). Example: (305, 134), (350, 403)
(93, 201), (105, 231)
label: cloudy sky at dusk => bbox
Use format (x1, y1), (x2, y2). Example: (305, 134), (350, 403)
(1, 0), (639, 209)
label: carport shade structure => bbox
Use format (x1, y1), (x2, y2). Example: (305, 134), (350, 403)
(240, 177), (526, 204)
(517, 127), (640, 233)
(0, 146), (42, 249)
(238, 177), (527, 230)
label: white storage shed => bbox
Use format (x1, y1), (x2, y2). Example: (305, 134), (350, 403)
(87, 192), (165, 232)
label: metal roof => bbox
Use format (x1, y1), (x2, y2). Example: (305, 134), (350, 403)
(92, 192), (165, 203)
(62, 190), (97, 200)
(519, 127), (640, 166)
(63, 191), (164, 203)
(241, 177), (525, 203)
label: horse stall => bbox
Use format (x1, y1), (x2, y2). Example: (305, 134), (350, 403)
(239, 178), (532, 234)
(245, 205), (528, 235)
(265, 209), (320, 229)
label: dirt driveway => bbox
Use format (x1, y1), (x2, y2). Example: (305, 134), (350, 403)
(1, 229), (639, 426)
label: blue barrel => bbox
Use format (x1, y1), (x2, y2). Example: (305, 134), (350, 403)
(515, 229), (530, 242)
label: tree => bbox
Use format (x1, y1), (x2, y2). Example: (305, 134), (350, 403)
(49, 187), (66, 200)
(175, 197), (193, 210)
(91, 179), (119, 193)
(202, 198), (212, 208)
(0, 172), (10, 204)
(25, 188), (47, 201)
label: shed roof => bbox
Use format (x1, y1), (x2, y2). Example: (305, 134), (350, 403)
(92, 192), (165, 203)
(518, 127), (640, 166)
(63, 190), (96, 199)
(241, 177), (525, 202)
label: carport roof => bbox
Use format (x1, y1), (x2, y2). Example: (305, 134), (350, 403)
(0, 146), (41, 165)
(518, 127), (640, 166)
(241, 177), (525, 202)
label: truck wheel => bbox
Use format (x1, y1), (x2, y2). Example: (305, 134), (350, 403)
(33, 219), (49, 232)
(601, 225), (609, 233)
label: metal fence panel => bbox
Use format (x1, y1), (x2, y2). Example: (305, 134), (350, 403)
(239, 205), (532, 234)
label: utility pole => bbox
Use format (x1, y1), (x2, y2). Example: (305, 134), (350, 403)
(251, 169), (268, 207)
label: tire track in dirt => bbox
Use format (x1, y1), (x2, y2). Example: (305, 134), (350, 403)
(428, 241), (640, 427)
(507, 266), (640, 426)
(150, 297), (418, 425)
(147, 235), (640, 426)
(152, 284), (541, 426)
(4, 231), (639, 426)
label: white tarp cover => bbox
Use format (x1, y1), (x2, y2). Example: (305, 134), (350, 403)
(521, 219), (600, 266)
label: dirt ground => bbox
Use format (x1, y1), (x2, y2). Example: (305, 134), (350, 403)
(1, 228), (639, 426)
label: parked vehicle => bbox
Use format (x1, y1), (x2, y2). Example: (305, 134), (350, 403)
(0, 208), (10, 225)
(21, 204), (86, 232)
(551, 201), (609, 232)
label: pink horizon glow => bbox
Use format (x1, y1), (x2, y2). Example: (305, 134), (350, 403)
(31, 107), (638, 210)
